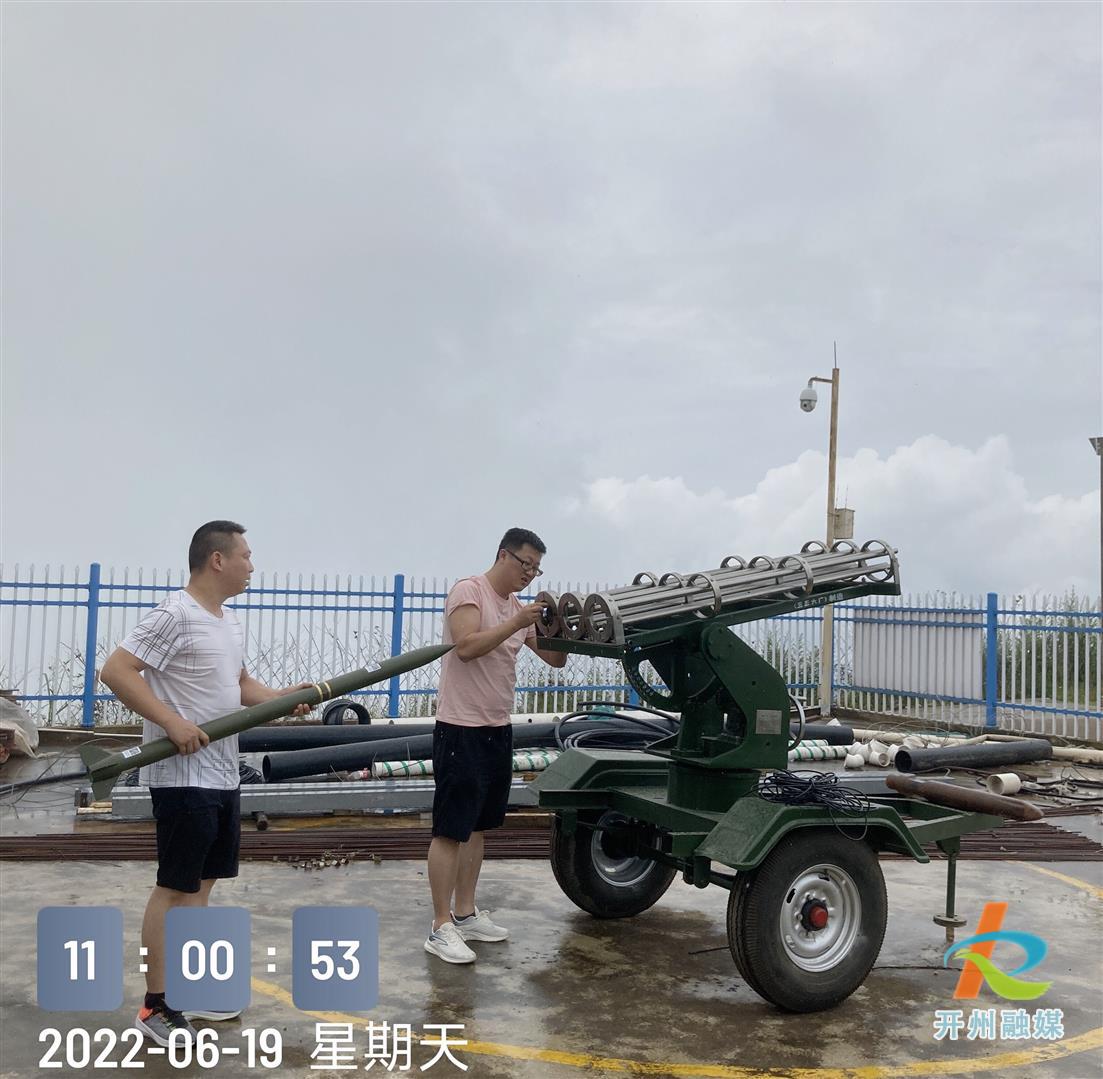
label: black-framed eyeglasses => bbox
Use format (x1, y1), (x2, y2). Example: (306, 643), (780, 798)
(502, 549), (543, 577)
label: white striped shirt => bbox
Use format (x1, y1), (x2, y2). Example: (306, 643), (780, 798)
(121, 590), (244, 790)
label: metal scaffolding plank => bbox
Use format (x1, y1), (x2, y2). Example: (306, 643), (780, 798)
(83, 778), (538, 820)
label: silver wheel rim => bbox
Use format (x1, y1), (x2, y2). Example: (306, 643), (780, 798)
(590, 811), (654, 888)
(779, 863), (861, 972)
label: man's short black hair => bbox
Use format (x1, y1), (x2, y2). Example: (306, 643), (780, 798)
(189, 520), (246, 572)
(497, 527), (546, 558)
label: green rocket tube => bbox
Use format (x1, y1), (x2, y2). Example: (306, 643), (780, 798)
(78, 643), (451, 800)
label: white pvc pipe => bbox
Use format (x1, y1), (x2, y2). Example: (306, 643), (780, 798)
(986, 773), (1023, 796)
(369, 750), (561, 779)
(983, 734), (1103, 764)
(788, 744), (849, 761)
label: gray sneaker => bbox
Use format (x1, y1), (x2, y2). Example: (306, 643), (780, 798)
(424, 921), (476, 964)
(135, 1006), (197, 1047)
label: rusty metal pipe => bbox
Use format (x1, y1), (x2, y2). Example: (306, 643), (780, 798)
(886, 775), (1045, 821)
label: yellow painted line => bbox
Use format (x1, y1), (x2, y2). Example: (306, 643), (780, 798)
(1013, 861), (1103, 901)
(249, 977), (1103, 1078)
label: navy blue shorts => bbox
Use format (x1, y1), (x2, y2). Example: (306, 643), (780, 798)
(150, 786), (241, 893)
(431, 722), (513, 842)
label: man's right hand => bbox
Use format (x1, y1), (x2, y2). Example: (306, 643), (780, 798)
(165, 716), (210, 755)
(514, 603), (546, 631)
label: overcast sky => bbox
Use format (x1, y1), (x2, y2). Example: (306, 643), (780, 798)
(2, 2), (1100, 600)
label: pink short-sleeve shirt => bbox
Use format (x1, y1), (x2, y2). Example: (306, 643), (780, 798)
(435, 575), (535, 727)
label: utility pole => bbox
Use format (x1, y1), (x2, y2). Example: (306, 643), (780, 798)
(1091, 437), (1102, 607)
(802, 346), (841, 717)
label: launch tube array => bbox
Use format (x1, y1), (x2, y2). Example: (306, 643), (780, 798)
(534, 539), (898, 645)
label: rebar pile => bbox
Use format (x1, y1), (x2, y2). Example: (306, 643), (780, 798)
(1, 819), (1098, 862)
(535, 539), (898, 644)
(0, 824), (550, 862)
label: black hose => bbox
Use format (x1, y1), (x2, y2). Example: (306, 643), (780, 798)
(239, 722), (439, 752)
(262, 734), (436, 781)
(0, 769), (88, 797)
(794, 723), (853, 746)
(895, 738), (1053, 773)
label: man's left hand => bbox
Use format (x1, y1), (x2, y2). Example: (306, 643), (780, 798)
(280, 681), (317, 717)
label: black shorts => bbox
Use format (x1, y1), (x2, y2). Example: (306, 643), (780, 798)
(150, 786), (241, 894)
(431, 722), (513, 842)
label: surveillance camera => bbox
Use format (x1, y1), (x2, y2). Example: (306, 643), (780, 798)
(799, 385), (818, 412)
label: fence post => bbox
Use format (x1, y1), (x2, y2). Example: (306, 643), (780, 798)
(81, 562), (102, 728)
(388, 574), (405, 719)
(985, 592), (998, 727)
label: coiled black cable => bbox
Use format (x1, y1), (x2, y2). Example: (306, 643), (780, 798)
(553, 700), (678, 751)
(573, 699), (678, 723)
(756, 770), (874, 840)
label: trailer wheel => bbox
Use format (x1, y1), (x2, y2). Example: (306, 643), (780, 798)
(550, 810), (676, 918)
(727, 830), (887, 1012)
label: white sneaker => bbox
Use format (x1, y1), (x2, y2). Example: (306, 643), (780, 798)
(424, 922), (476, 964)
(182, 1007), (243, 1021)
(452, 907), (509, 942)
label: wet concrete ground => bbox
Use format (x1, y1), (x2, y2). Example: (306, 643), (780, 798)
(1, 854), (1101, 1079)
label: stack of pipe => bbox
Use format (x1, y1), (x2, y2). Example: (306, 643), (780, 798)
(261, 722), (561, 783)
(254, 715), (855, 782)
(534, 539), (898, 644)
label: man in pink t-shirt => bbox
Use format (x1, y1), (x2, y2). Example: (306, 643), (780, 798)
(424, 527), (567, 965)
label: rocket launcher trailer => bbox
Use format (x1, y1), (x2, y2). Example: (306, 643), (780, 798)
(529, 541), (1035, 1012)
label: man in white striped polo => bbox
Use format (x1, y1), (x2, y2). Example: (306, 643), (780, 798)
(100, 521), (311, 1047)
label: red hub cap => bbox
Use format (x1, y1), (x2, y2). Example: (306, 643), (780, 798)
(801, 900), (829, 931)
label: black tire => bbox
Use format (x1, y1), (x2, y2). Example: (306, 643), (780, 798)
(550, 810), (677, 919)
(727, 830), (887, 1012)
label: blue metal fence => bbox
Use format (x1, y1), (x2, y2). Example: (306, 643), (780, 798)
(0, 565), (647, 727)
(831, 591), (1101, 741)
(1, 563), (1099, 740)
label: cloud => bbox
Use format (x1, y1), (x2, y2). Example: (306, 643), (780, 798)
(563, 435), (1098, 599)
(1, 4), (1098, 586)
